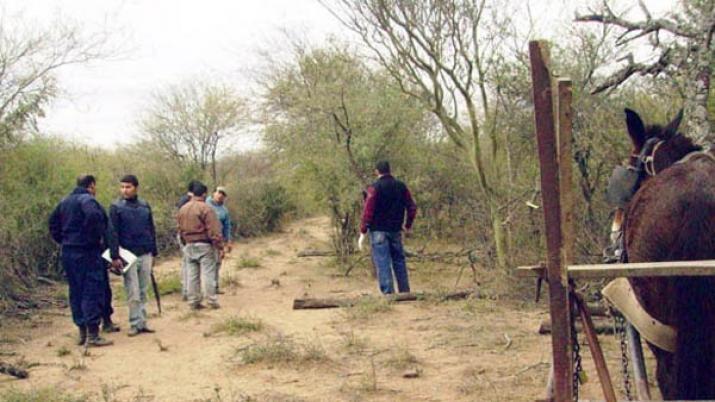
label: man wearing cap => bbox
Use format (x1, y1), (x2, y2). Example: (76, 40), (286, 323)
(49, 175), (114, 347)
(177, 182), (224, 309)
(108, 175), (158, 336)
(206, 186), (232, 294)
(359, 161), (417, 294)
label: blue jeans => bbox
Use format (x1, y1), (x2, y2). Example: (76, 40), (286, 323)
(370, 231), (410, 294)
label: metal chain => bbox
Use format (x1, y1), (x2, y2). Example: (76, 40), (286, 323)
(614, 313), (634, 400)
(570, 298), (582, 402)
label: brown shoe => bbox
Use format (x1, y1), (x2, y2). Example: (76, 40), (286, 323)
(139, 326), (155, 334)
(127, 327), (141, 337)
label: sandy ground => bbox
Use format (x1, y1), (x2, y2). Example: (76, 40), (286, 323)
(0, 217), (659, 401)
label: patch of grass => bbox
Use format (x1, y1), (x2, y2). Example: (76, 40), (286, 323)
(220, 273), (242, 289)
(209, 315), (263, 337)
(177, 310), (208, 322)
(150, 273), (182, 297)
(301, 341), (329, 363)
(56, 346), (71, 357)
(53, 286), (69, 302)
(340, 331), (368, 353)
(384, 346), (419, 370)
(342, 296), (393, 321)
(461, 297), (497, 316)
(238, 336), (298, 365)
(263, 248), (282, 257)
(236, 256), (262, 269)
(0, 387), (89, 402)
(237, 335), (329, 366)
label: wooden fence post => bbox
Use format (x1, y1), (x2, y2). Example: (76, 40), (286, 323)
(529, 40), (573, 402)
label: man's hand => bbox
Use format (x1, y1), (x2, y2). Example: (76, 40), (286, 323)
(403, 227), (413, 238)
(218, 249), (226, 261)
(110, 259), (124, 275)
(225, 243), (233, 254)
(358, 233), (366, 251)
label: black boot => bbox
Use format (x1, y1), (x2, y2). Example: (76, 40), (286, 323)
(77, 326), (87, 346)
(87, 324), (113, 347)
(102, 316), (120, 333)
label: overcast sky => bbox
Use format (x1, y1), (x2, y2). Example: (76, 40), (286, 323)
(2, 0), (677, 149)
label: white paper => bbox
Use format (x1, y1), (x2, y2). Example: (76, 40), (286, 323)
(102, 247), (137, 274)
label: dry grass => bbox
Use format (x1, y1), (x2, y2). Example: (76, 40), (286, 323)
(384, 346), (419, 370)
(236, 256), (262, 269)
(0, 387), (90, 402)
(342, 296), (393, 321)
(236, 335), (329, 366)
(207, 315), (263, 337)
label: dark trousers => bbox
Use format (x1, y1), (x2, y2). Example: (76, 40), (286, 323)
(62, 246), (106, 328)
(102, 268), (114, 322)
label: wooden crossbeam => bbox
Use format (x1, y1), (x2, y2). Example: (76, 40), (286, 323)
(517, 260), (715, 279)
(568, 260), (715, 279)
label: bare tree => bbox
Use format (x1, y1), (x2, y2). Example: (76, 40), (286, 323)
(140, 81), (249, 185)
(0, 14), (111, 148)
(321, 0), (524, 268)
(576, 0), (715, 144)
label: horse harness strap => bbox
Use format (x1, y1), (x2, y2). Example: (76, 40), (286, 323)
(606, 138), (662, 208)
(602, 278), (676, 353)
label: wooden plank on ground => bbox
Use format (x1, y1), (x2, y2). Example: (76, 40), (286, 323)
(567, 260), (715, 279)
(293, 290), (477, 310)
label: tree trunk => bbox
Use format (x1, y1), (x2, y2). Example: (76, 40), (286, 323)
(687, 64), (712, 145)
(489, 200), (508, 270)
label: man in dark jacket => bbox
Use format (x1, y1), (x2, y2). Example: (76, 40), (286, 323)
(49, 175), (114, 347)
(108, 175), (158, 336)
(359, 161), (417, 294)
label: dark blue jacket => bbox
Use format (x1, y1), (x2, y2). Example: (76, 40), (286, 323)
(49, 187), (108, 249)
(108, 197), (158, 259)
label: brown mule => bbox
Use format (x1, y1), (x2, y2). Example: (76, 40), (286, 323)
(612, 108), (715, 399)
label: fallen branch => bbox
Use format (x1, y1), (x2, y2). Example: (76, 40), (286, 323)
(0, 362), (28, 379)
(538, 319), (614, 335)
(293, 289), (479, 310)
(297, 249), (336, 257)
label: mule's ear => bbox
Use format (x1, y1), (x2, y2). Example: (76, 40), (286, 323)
(664, 108), (684, 136)
(625, 108), (646, 148)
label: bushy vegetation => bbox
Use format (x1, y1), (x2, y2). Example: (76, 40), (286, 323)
(1, 1), (710, 311)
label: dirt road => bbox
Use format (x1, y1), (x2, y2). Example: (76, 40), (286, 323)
(0, 217), (655, 401)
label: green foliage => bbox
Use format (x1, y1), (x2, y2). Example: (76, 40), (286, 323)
(261, 44), (432, 259)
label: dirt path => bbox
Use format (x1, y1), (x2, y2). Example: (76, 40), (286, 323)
(0, 217), (657, 401)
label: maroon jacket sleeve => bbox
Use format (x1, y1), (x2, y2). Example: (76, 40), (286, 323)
(404, 187), (417, 229)
(360, 186), (377, 234)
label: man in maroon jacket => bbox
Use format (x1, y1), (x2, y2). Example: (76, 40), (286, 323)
(359, 161), (417, 294)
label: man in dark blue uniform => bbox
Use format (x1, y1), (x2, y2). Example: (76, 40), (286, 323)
(49, 175), (114, 347)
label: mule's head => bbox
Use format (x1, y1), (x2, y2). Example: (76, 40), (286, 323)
(624, 108), (700, 174)
(605, 109), (701, 257)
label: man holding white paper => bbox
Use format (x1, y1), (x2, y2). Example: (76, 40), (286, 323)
(108, 175), (158, 337)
